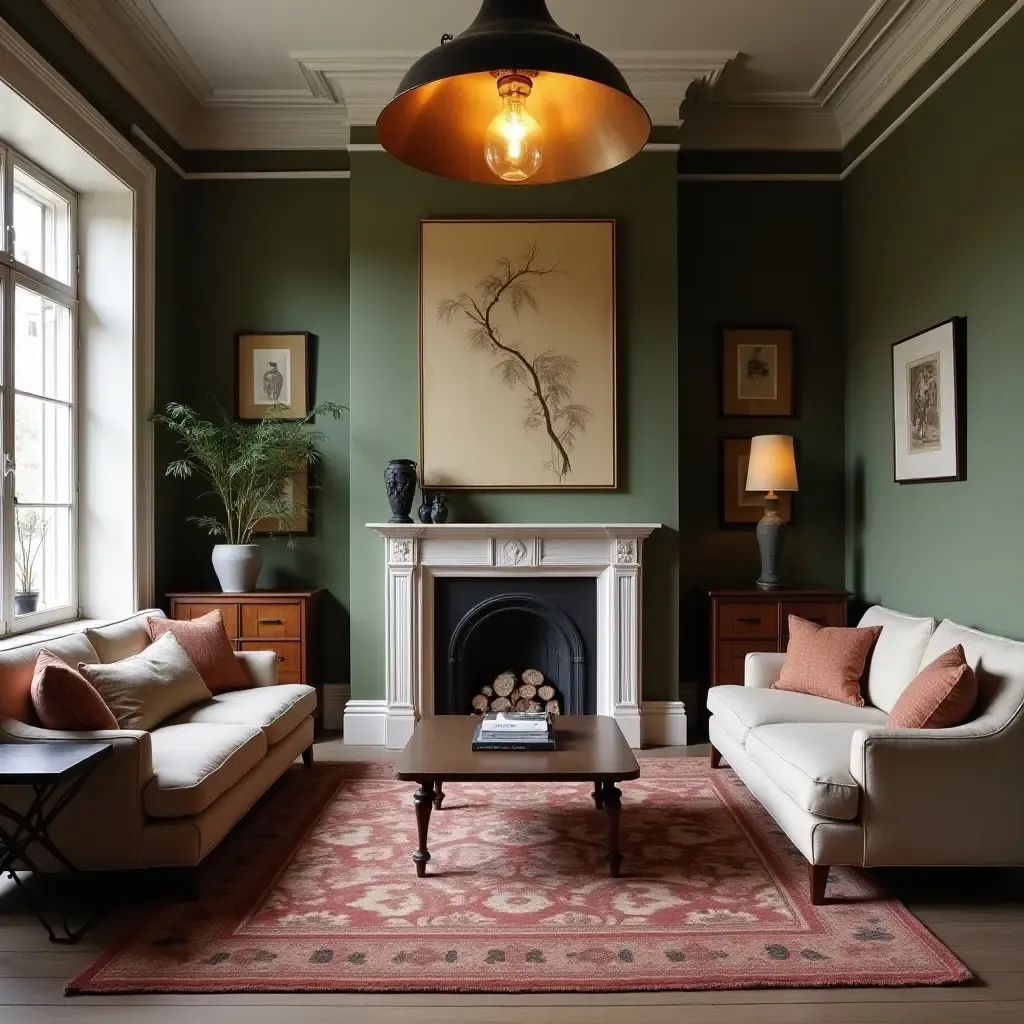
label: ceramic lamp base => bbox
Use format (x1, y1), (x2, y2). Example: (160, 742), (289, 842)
(755, 495), (787, 591)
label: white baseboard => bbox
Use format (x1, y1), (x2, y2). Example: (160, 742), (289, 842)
(321, 684), (350, 730)
(641, 701), (688, 747)
(342, 699), (388, 746)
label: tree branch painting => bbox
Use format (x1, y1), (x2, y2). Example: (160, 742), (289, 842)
(437, 242), (591, 482)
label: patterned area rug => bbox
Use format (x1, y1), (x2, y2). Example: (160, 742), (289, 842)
(69, 759), (970, 994)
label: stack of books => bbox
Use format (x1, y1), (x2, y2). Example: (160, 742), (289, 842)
(472, 711), (555, 751)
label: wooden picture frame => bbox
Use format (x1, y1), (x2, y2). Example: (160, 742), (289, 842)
(236, 331), (311, 421)
(252, 472), (310, 536)
(721, 437), (794, 526)
(419, 219), (617, 489)
(721, 327), (794, 417)
(892, 317), (966, 484)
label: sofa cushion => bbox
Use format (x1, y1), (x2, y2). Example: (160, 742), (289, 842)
(0, 632), (99, 724)
(86, 609), (167, 663)
(148, 610), (250, 694)
(707, 684), (887, 745)
(168, 684), (316, 746)
(144, 722), (267, 818)
(30, 649), (118, 731)
(888, 644), (978, 729)
(745, 724), (862, 821)
(80, 632), (212, 731)
(857, 606), (936, 713)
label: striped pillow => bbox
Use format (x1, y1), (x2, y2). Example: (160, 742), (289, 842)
(887, 645), (978, 729)
(147, 610), (250, 693)
(772, 616), (882, 707)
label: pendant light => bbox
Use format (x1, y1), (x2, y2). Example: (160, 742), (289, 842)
(376, 0), (651, 185)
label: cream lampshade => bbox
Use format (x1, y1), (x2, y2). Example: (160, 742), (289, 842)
(745, 435), (798, 591)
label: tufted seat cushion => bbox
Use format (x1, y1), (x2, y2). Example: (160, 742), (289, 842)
(144, 723), (266, 819)
(166, 684), (316, 746)
(745, 723), (863, 821)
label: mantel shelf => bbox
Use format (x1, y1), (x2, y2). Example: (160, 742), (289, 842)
(367, 523), (661, 540)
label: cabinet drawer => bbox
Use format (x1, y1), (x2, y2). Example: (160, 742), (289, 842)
(173, 602), (238, 638)
(782, 602), (845, 632)
(238, 640), (303, 682)
(718, 602), (779, 638)
(716, 640), (780, 686)
(241, 603), (301, 639)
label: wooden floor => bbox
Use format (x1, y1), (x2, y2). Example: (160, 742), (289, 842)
(2, 738), (1023, 1023)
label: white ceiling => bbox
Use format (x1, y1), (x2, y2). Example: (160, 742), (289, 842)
(147, 0), (876, 100)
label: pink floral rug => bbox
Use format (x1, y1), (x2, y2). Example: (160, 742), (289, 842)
(68, 759), (970, 993)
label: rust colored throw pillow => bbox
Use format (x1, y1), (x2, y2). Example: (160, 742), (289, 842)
(772, 616), (883, 707)
(30, 649), (119, 731)
(147, 610), (250, 693)
(887, 645), (978, 729)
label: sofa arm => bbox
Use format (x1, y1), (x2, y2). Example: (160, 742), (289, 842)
(850, 722), (1024, 865)
(744, 652), (787, 688)
(235, 649), (279, 687)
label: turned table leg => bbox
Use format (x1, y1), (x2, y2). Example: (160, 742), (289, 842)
(433, 781), (445, 810)
(412, 781), (435, 877)
(602, 781), (623, 878)
(592, 781), (604, 810)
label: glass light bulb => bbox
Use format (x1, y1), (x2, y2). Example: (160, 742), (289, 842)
(484, 78), (543, 183)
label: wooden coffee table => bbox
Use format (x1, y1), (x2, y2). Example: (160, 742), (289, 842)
(395, 715), (640, 878)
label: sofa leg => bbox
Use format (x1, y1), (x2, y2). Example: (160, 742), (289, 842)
(808, 863), (830, 905)
(301, 745), (314, 768)
(709, 745), (722, 769)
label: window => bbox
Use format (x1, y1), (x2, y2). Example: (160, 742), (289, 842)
(0, 144), (77, 632)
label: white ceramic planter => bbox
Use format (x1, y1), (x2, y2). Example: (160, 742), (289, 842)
(212, 544), (263, 593)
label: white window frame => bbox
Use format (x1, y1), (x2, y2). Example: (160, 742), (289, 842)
(0, 141), (79, 634)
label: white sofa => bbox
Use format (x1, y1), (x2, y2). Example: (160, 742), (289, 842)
(706, 606), (1024, 904)
(0, 609), (316, 876)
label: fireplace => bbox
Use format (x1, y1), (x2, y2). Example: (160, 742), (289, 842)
(433, 577), (597, 716)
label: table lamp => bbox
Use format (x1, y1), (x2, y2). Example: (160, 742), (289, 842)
(745, 435), (799, 590)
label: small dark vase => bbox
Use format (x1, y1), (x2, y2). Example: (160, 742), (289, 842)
(384, 459), (418, 524)
(430, 492), (450, 524)
(418, 493), (434, 524)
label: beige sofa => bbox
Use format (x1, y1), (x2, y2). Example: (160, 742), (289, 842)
(0, 609), (316, 873)
(707, 606), (1024, 904)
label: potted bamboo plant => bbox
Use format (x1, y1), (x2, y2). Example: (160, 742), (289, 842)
(155, 401), (344, 593)
(14, 509), (50, 615)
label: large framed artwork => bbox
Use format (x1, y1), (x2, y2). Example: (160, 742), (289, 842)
(721, 438), (793, 526)
(236, 332), (311, 421)
(420, 219), (616, 489)
(892, 318), (966, 483)
(721, 327), (794, 417)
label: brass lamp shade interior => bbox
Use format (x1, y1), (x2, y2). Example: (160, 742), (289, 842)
(377, 0), (652, 185)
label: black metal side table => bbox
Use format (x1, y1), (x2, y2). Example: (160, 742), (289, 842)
(0, 741), (112, 944)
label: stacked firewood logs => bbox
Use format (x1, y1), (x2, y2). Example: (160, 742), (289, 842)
(471, 669), (561, 715)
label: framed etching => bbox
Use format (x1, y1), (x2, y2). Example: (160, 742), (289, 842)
(420, 219), (616, 489)
(253, 473), (310, 536)
(236, 332), (311, 421)
(721, 437), (793, 525)
(892, 318), (966, 483)
(721, 328), (793, 416)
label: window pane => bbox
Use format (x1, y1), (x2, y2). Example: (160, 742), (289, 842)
(15, 506), (72, 614)
(13, 165), (72, 285)
(14, 286), (72, 401)
(15, 395), (72, 504)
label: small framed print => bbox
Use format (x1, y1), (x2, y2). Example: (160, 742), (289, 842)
(892, 317), (966, 483)
(236, 332), (311, 420)
(721, 328), (794, 417)
(721, 438), (793, 526)
(253, 473), (310, 536)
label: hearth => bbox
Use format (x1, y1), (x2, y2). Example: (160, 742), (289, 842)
(433, 577), (597, 716)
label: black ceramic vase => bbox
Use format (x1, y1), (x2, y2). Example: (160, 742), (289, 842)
(430, 492), (450, 524)
(418, 492), (433, 524)
(384, 459), (418, 524)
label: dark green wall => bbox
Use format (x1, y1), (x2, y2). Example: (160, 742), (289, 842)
(349, 152), (680, 702)
(844, 10), (1024, 637)
(172, 180), (351, 668)
(679, 182), (846, 710)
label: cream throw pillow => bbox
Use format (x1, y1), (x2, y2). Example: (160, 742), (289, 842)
(80, 632), (211, 731)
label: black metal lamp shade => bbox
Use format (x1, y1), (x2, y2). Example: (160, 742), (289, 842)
(376, 0), (651, 185)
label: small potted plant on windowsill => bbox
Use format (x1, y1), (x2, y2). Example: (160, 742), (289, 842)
(155, 400), (345, 593)
(14, 508), (50, 615)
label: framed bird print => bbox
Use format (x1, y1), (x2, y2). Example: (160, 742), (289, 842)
(236, 332), (311, 421)
(721, 327), (794, 417)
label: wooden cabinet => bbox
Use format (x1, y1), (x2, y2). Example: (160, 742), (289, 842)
(168, 590), (324, 717)
(709, 588), (849, 688)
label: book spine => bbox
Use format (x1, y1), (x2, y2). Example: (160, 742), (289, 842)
(472, 742), (555, 752)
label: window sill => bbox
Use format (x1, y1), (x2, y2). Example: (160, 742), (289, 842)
(0, 616), (107, 652)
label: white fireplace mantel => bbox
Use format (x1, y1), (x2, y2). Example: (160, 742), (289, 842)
(346, 523), (663, 750)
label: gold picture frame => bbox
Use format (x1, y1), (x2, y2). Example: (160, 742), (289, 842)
(236, 332), (311, 421)
(721, 328), (794, 417)
(721, 438), (793, 526)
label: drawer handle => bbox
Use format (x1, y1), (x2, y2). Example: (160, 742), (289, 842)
(258, 618), (284, 625)
(276, 655), (286, 662)
(736, 617), (761, 624)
